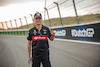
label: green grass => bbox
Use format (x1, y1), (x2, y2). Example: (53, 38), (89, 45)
(1, 14), (100, 30)
(42, 14), (100, 27)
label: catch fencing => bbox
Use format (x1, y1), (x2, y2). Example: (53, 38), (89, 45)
(0, 0), (100, 30)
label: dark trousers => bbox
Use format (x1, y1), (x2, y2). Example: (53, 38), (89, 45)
(32, 51), (51, 67)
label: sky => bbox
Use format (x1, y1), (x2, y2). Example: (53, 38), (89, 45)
(0, 0), (100, 29)
(0, 0), (56, 22)
(0, 0), (58, 29)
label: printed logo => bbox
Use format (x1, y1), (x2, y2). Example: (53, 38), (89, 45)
(43, 30), (47, 31)
(71, 28), (94, 37)
(36, 13), (40, 16)
(33, 30), (37, 35)
(43, 29), (47, 34)
(31, 35), (48, 41)
(53, 30), (66, 36)
(34, 37), (46, 40)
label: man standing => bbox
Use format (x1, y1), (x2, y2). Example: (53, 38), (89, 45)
(27, 12), (55, 67)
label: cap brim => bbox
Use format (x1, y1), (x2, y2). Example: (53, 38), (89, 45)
(34, 16), (42, 19)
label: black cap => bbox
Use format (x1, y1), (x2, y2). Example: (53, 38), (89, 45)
(34, 13), (42, 19)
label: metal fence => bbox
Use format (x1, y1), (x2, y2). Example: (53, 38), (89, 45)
(42, 0), (100, 27)
(0, 0), (100, 31)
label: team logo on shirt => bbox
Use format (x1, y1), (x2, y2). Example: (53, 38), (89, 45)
(43, 29), (47, 34)
(31, 35), (48, 41)
(33, 30), (37, 35)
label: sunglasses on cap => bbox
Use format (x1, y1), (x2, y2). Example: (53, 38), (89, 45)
(35, 17), (42, 19)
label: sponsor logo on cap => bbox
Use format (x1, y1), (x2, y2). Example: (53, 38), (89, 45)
(36, 13), (41, 16)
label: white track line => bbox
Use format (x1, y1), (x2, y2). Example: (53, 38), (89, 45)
(54, 38), (100, 45)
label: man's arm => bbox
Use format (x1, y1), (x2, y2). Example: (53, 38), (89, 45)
(27, 40), (32, 64)
(27, 40), (31, 57)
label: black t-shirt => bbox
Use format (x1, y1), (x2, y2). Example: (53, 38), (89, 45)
(27, 25), (51, 57)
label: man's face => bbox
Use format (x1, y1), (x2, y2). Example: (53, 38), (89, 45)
(34, 17), (42, 25)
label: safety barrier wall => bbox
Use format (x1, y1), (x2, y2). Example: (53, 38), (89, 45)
(0, 29), (28, 36)
(53, 22), (100, 42)
(0, 22), (100, 42)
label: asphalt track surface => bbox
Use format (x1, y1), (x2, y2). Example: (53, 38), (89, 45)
(0, 35), (100, 67)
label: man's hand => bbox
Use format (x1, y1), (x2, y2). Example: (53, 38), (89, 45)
(28, 57), (32, 64)
(49, 28), (55, 41)
(49, 28), (55, 36)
